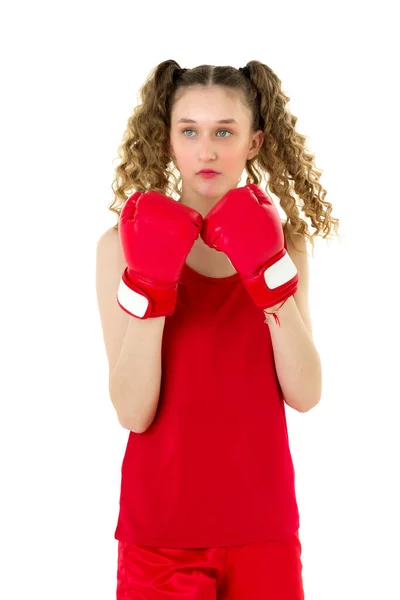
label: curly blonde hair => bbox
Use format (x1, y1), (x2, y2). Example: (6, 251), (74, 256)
(109, 59), (340, 253)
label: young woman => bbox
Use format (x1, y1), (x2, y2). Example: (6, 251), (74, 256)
(96, 59), (340, 599)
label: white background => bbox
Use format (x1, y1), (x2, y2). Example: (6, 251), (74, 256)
(1, 1), (399, 598)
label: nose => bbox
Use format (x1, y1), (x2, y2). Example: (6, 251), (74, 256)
(198, 137), (217, 161)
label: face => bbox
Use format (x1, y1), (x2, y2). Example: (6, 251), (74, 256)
(169, 85), (264, 214)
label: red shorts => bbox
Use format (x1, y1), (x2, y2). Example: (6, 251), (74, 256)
(116, 530), (304, 599)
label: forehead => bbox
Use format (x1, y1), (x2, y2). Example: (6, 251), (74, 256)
(171, 86), (249, 125)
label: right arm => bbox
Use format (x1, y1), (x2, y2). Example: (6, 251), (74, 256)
(95, 228), (165, 433)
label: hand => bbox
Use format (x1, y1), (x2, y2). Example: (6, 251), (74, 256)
(200, 184), (299, 309)
(118, 190), (203, 318)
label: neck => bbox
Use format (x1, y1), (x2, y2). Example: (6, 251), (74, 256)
(186, 235), (236, 272)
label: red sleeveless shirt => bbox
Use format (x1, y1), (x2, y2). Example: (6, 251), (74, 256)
(114, 243), (300, 548)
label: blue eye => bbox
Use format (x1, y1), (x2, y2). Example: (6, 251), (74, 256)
(182, 129), (232, 138)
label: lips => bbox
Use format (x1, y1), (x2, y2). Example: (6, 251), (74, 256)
(198, 169), (219, 174)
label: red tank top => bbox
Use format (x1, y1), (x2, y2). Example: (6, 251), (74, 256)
(114, 241), (300, 548)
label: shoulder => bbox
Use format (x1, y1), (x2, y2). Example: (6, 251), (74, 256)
(281, 221), (307, 252)
(96, 226), (126, 270)
(281, 222), (313, 337)
(97, 225), (119, 245)
(282, 223), (309, 288)
(96, 225), (121, 253)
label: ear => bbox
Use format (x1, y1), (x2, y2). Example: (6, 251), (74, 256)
(254, 130), (264, 153)
(247, 130), (264, 161)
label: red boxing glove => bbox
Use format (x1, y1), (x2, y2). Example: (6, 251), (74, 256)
(117, 190), (203, 319)
(201, 184), (299, 309)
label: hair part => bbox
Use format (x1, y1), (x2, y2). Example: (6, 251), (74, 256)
(109, 59), (340, 252)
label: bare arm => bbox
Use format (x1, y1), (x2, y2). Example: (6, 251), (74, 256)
(109, 314), (165, 432)
(96, 228), (165, 432)
(263, 229), (322, 413)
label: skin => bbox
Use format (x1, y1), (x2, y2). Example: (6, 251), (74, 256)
(168, 87), (321, 410)
(168, 85), (264, 273)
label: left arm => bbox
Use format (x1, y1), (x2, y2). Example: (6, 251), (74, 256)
(264, 228), (322, 413)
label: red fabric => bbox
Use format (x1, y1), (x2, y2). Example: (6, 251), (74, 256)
(114, 232), (300, 548)
(116, 531), (304, 599)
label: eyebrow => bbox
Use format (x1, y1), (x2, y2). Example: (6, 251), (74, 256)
(176, 118), (238, 124)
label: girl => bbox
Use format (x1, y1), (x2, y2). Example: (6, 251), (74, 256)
(96, 59), (339, 599)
